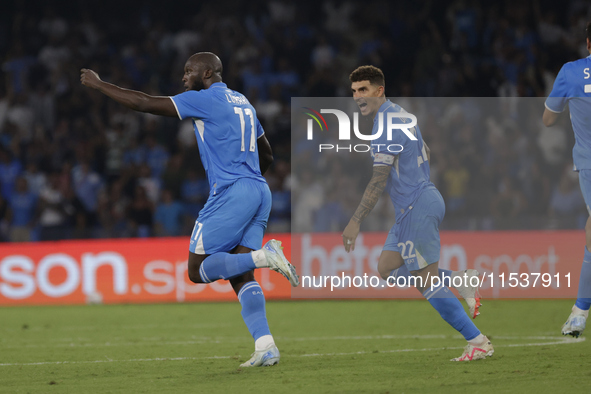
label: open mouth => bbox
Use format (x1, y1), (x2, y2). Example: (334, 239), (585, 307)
(358, 102), (368, 111)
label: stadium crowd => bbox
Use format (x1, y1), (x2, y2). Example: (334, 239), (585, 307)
(0, 0), (590, 241)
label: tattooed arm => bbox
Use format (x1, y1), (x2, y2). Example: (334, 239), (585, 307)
(342, 165), (390, 252)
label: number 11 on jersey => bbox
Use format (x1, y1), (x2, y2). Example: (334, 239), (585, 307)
(234, 107), (256, 152)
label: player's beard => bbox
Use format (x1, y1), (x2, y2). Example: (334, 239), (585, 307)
(191, 79), (205, 91)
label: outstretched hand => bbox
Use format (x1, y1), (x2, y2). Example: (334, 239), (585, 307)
(342, 220), (360, 252)
(80, 69), (102, 89)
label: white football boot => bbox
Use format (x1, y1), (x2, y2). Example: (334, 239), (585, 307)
(240, 344), (280, 367)
(454, 269), (482, 319)
(451, 336), (494, 362)
(561, 305), (588, 337)
(263, 239), (300, 287)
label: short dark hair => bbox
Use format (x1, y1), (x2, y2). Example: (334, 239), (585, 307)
(587, 22), (591, 41)
(349, 65), (385, 88)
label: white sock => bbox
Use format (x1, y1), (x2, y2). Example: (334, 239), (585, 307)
(573, 305), (590, 318)
(252, 250), (268, 268)
(255, 334), (275, 351)
(468, 334), (486, 345)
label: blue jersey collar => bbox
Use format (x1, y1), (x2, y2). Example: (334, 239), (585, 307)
(373, 99), (395, 123)
(210, 82), (227, 89)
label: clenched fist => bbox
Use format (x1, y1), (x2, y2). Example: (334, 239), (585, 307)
(80, 69), (102, 89)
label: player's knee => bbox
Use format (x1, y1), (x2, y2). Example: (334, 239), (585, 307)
(187, 252), (207, 283)
(377, 251), (403, 280)
(585, 218), (591, 250)
(187, 267), (202, 283)
(377, 264), (391, 281)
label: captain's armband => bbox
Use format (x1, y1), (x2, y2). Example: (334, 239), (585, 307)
(374, 153), (395, 166)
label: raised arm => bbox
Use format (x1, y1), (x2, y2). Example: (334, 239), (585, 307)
(80, 69), (178, 117)
(257, 134), (274, 175)
(342, 165), (390, 252)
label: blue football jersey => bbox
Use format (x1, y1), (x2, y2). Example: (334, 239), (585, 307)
(371, 100), (432, 219)
(170, 82), (267, 195)
(545, 54), (591, 170)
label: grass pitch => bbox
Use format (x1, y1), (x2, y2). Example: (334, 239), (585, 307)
(1, 299), (590, 393)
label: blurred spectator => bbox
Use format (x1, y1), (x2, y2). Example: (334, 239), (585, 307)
(72, 161), (103, 229)
(6, 93), (35, 141)
(2, 42), (36, 94)
(524, 161), (551, 215)
(28, 76), (55, 133)
(137, 163), (161, 204)
(314, 188), (348, 232)
(160, 154), (185, 199)
(38, 172), (71, 241)
(491, 176), (528, 220)
(104, 121), (130, 182)
(128, 185), (154, 238)
(38, 35), (71, 72)
(144, 135), (169, 178)
(311, 35), (335, 70)
(0, 194), (8, 241)
(268, 162), (291, 232)
(154, 189), (184, 236)
(7, 177), (37, 242)
(443, 156), (470, 214)
(0, 149), (23, 200)
(97, 179), (131, 238)
(293, 169), (323, 233)
(123, 134), (146, 168)
(181, 168), (209, 219)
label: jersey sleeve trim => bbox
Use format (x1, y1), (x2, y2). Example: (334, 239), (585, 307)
(257, 132), (265, 139)
(169, 96), (182, 120)
(544, 101), (563, 113)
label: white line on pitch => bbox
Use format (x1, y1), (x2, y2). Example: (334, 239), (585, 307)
(0, 340), (222, 349)
(0, 334), (580, 349)
(275, 334), (576, 341)
(0, 337), (584, 367)
(0, 323), (232, 332)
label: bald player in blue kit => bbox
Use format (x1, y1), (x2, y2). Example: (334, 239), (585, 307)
(543, 22), (591, 338)
(81, 52), (299, 367)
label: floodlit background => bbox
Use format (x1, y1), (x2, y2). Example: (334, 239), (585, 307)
(0, 0), (589, 241)
(1, 1), (591, 392)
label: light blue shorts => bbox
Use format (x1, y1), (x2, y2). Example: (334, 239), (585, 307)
(189, 178), (271, 255)
(383, 186), (445, 271)
(578, 170), (591, 216)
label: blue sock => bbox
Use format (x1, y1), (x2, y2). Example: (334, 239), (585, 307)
(199, 252), (256, 282)
(423, 283), (481, 341)
(439, 268), (453, 287)
(238, 281), (271, 340)
(389, 265), (454, 287)
(575, 246), (591, 310)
